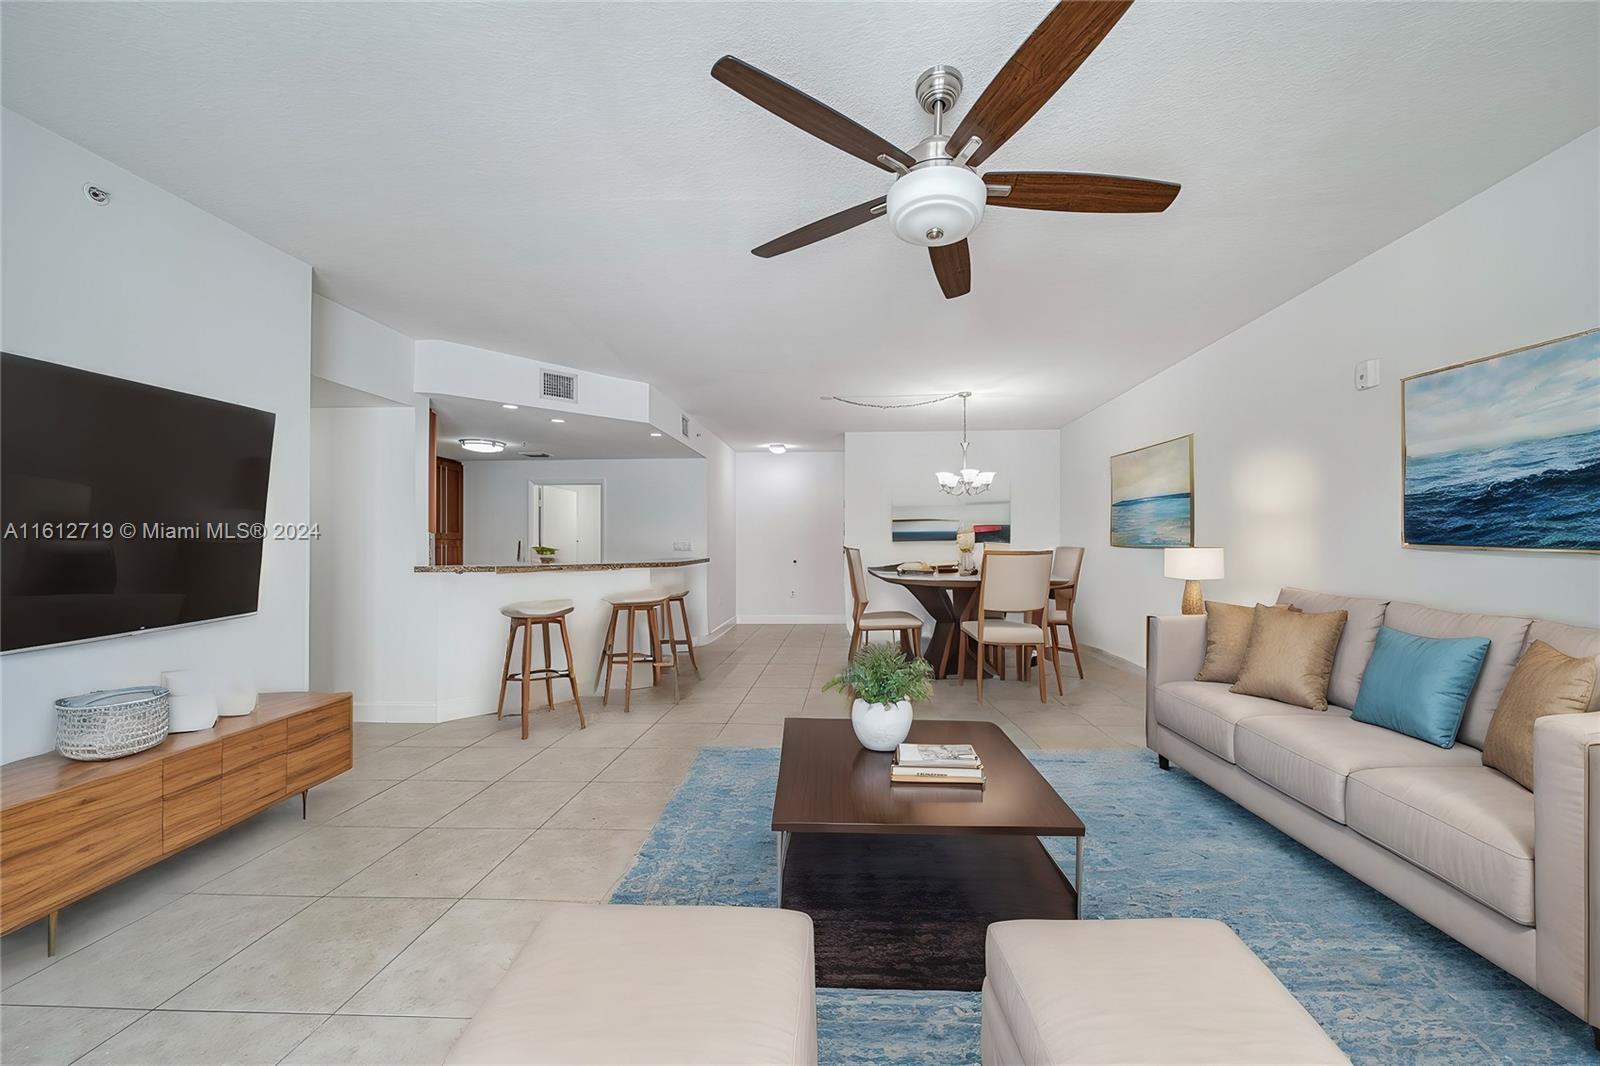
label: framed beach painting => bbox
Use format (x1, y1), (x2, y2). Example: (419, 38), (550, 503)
(1402, 328), (1599, 553)
(1109, 434), (1194, 548)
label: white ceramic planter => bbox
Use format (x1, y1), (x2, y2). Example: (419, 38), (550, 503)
(851, 698), (913, 752)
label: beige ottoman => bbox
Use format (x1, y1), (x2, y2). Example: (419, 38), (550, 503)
(447, 904), (817, 1065)
(983, 918), (1348, 1064)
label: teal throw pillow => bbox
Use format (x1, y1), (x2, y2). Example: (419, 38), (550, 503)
(1352, 625), (1490, 748)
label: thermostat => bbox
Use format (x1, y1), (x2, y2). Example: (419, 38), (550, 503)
(1355, 359), (1380, 391)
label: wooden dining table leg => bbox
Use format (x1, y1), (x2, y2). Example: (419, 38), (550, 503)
(899, 582), (957, 675)
(951, 585), (990, 681)
(862, 569), (1004, 681)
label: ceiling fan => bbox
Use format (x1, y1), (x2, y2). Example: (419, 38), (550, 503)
(711, 0), (1178, 300)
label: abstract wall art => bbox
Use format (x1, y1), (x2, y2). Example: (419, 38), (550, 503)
(1402, 328), (1599, 553)
(890, 501), (1011, 543)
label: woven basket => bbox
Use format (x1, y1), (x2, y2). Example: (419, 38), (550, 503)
(55, 687), (171, 761)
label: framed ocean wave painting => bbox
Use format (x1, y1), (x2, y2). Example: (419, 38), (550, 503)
(1110, 434), (1194, 548)
(1402, 328), (1599, 553)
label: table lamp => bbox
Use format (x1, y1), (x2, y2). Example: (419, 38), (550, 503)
(1164, 547), (1224, 615)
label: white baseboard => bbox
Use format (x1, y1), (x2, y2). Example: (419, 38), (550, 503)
(701, 618), (737, 645)
(353, 697), (513, 725)
(736, 614), (846, 626)
(352, 700), (438, 724)
(1082, 643), (1144, 674)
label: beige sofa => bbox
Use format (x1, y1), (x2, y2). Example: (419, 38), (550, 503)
(1146, 588), (1600, 1042)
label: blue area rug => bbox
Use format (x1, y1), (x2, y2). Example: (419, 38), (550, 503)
(611, 746), (1594, 1065)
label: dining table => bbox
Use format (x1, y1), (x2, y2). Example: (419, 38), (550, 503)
(868, 564), (1074, 680)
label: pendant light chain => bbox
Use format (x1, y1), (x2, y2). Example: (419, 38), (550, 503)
(825, 392), (964, 410)
(823, 391), (995, 494)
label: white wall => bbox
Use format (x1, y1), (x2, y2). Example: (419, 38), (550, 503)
(0, 110), (313, 759)
(310, 407), (436, 717)
(311, 295), (416, 406)
(462, 458), (708, 565)
(844, 430), (1061, 624)
(736, 451), (845, 623)
(1060, 129), (1600, 665)
(703, 435), (737, 636)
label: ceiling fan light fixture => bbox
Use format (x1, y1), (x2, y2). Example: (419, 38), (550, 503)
(885, 164), (986, 247)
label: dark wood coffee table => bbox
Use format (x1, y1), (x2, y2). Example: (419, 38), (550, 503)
(771, 718), (1085, 991)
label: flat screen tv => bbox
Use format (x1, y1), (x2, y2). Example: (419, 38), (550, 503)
(1, 353), (276, 653)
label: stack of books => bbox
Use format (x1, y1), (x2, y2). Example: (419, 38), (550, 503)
(890, 743), (985, 787)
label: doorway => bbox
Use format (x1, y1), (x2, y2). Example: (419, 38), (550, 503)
(433, 456), (464, 565)
(528, 483), (603, 564)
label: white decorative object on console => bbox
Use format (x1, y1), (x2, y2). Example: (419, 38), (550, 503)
(217, 680), (258, 717)
(162, 670), (220, 732)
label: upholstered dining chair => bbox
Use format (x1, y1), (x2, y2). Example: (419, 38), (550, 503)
(843, 546), (923, 661)
(959, 549), (1059, 703)
(1048, 546), (1085, 684)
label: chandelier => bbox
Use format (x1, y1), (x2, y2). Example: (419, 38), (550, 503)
(935, 392), (995, 496)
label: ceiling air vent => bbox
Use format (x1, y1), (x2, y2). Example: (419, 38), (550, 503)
(541, 370), (577, 401)
(520, 452), (552, 459)
(681, 415), (690, 438)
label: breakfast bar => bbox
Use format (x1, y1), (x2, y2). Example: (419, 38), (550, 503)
(321, 558), (711, 728)
(410, 558), (709, 716)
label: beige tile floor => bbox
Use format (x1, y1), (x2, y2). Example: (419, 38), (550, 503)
(0, 624), (1147, 1065)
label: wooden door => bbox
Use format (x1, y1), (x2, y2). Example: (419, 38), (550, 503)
(434, 457), (464, 565)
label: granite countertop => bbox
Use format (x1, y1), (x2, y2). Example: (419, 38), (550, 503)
(414, 558), (709, 574)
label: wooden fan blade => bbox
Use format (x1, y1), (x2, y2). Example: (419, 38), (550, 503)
(984, 172), (1179, 212)
(752, 197), (888, 258)
(713, 56), (915, 172)
(929, 241), (972, 299)
(948, 1), (1133, 169)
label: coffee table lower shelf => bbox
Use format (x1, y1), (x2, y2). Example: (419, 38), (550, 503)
(777, 830), (1080, 991)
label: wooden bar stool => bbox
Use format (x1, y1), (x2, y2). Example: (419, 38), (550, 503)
(496, 599), (585, 738)
(653, 588), (701, 678)
(595, 591), (680, 712)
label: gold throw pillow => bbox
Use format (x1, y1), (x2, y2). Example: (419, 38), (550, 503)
(1482, 640), (1597, 790)
(1231, 605), (1348, 711)
(1196, 601), (1299, 684)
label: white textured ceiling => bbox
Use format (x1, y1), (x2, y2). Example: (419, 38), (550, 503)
(4, 2), (1595, 450)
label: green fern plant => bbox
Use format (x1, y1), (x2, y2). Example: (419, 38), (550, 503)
(824, 642), (934, 706)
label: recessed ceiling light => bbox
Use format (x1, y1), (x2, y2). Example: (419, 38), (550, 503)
(459, 438), (505, 454)
(550, 418), (565, 424)
(501, 404), (519, 410)
(649, 432), (663, 437)
(767, 443), (789, 454)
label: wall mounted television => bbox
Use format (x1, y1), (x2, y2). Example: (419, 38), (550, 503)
(1, 353), (276, 653)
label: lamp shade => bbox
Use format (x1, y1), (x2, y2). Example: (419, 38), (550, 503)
(1164, 547), (1224, 581)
